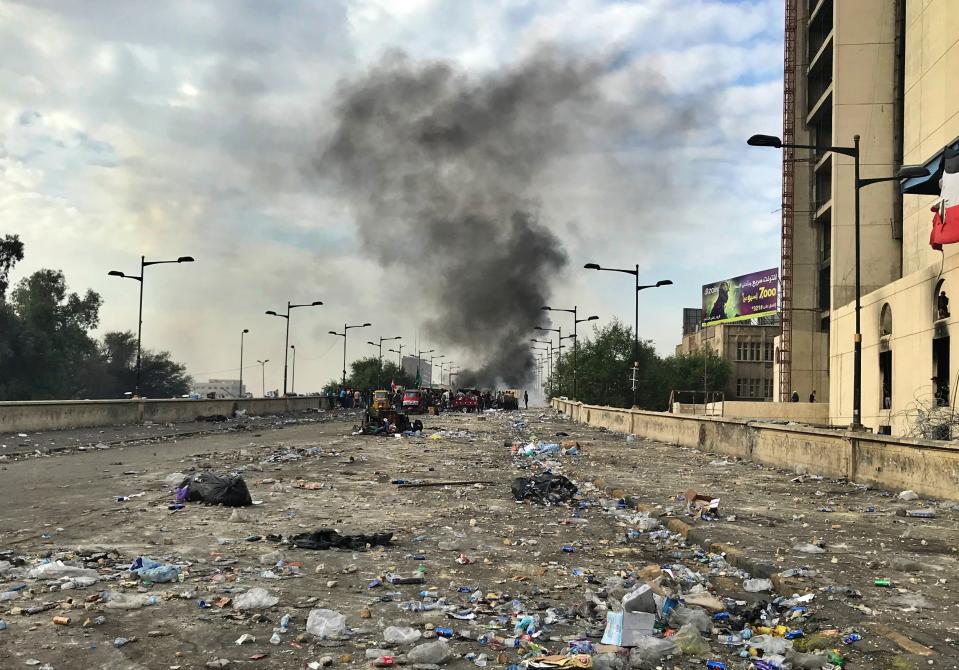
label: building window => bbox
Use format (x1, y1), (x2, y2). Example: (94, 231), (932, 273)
(736, 342), (746, 361)
(880, 303), (892, 337)
(764, 342), (774, 362)
(736, 378), (747, 397)
(748, 379), (761, 398)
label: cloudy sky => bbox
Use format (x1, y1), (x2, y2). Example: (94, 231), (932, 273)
(1, 0), (783, 395)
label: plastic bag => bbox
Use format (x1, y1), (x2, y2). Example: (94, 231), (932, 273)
(130, 557), (180, 583)
(747, 634), (793, 655)
(306, 608), (346, 639)
(178, 471), (252, 507)
(164, 472), (186, 489)
(407, 640), (452, 665)
(28, 561), (98, 582)
(233, 587), (278, 610)
(743, 578), (773, 592)
(673, 623), (709, 657)
(629, 637), (676, 668)
(383, 626), (421, 644)
(668, 606), (711, 633)
(104, 591), (155, 610)
(593, 653), (626, 670)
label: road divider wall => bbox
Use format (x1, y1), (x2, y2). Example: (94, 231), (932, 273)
(552, 399), (959, 501)
(0, 397), (330, 433)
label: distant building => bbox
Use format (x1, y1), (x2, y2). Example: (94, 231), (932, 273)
(682, 308), (703, 336)
(401, 355), (432, 386)
(676, 312), (780, 401)
(191, 379), (245, 399)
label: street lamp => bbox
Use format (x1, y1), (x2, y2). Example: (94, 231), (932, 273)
(257, 359), (269, 397)
(329, 323), (372, 388)
(542, 305), (598, 399)
(239, 329), (249, 399)
(289, 345), (296, 395)
(429, 353), (445, 389)
(265, 300), (322, 396)
(108, 255), (195, 398)
(584, 263), (672, 408)
(416, 349), (434, 386)
(748, 133), (928, 429)
(367, 336), (402, 377)
(533, 326), (563, 395)
(388, 343), (406, 367)
(531, 339), (556, 397)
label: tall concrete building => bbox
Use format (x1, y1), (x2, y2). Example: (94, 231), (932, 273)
(780, 0), (959, 435)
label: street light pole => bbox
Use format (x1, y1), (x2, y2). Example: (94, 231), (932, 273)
(266, 300), (322, 397)
(369, 336), (402, 388)
(239, 329), (249, 398)
(330, 323), (372, 388)
(533, 326), (562, 395)
(747, 133), (928, 428)
(584, 263), (672, 408)
(417, 349), (434, 387)
(108, 255), (195, 397)
(290, 345), (296, 395)
(429, 353), (445, 389)
(531, 339), (555, 397)
(257, 359), (269, 397)
(542, 305), (598, 399)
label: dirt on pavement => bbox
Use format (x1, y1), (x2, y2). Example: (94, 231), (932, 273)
(0, 408), (956, 670)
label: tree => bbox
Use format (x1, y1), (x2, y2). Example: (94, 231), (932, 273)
(343, 356), (415, 392)
(87, 330), (192, 398)
(0, 234), (24, 299)
(1, 270), (102, 399)
(545, 319), (730, 411)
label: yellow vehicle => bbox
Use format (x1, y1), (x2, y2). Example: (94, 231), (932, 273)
(372, 390), (392, 412)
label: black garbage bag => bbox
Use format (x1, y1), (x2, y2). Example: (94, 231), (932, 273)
(178, 472), (252, 507)
(511, 472), (578, 505)
(289, 528), (393, 551)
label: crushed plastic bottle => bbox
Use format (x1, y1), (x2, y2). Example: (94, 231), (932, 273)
(383, 626), (422, 644)
(407, 640), (452, 665)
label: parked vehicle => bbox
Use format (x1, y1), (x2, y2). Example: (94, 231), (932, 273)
(451, 389), (479, 412)
(402, 389), (429, 414)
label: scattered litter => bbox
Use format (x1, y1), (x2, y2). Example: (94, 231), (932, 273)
(233, 587), (278, 610)
(290, 528), (393, 551)
(306, 608), (347, 639)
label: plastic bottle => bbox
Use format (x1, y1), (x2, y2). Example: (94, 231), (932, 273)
(718, 634), (743, 646)
(384, 626), (422, 644)
(279, 614), (290, 633)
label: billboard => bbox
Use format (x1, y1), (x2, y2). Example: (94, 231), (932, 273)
(702, 268), (779, 326)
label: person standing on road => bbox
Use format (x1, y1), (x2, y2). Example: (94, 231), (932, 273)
(524, 390), (529, 409)
(809, 390), (816, 403)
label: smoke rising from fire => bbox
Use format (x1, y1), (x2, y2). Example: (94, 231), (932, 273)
(319, 48), (696, 387)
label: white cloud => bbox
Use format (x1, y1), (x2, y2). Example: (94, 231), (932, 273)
(1, 0), (784, 390)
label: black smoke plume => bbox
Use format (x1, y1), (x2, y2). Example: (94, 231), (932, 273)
(319, 49), (642, 387)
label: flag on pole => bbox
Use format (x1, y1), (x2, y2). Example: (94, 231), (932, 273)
(930, 147), (959, 249)
(414, 370), (421, 388)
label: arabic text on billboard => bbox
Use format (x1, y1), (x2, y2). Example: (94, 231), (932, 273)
(702, 268), (779, 326)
